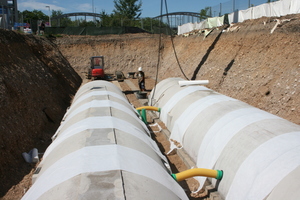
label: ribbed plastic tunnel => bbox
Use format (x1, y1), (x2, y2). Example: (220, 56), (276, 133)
(22, 80), (188, 200)
(149, 78), (300, 200)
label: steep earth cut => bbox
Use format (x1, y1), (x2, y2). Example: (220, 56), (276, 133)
(0, 29), (82, 197)
(55, 14), (300, 125)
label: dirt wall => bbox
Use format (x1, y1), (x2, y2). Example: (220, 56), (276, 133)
(0, 29), (82, 197)
(55, 15), (299, 125)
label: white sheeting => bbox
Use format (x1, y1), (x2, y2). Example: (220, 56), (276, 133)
(73, 80), (123, 100)
(22, 145), (188, 200)
(54, 89), (141, 140)
(62, 100), (137, 123)
(152, 78), (300, 199)
(207, 16), (225, 28)
(178, 0), (300, 35)
(291, 0), (300, 13)
(71, 90), (129, 108)
(55, 99), (147, 137)
(160, 86), (210, 123)
(58, 90), (129, 125)
(149, 78), (183, 107)
(169, 95), (237, 151)
(178, 22), (195, 35)
(23, 80), (189, 200)
(195, 108), (281, 188)
(226, 131), (300, 200)
(44, 116), (166, 164)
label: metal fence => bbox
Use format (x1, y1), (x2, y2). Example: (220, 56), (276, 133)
(44, 26), (174, 36)
(210, 0), (278, 17)
(155, 0), (277, 29)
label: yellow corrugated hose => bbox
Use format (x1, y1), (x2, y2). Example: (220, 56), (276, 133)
(172, 168), (223, 182)
(136, 106), (161, 112)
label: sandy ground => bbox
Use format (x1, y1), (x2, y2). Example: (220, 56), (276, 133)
(56, 14), (300, 126)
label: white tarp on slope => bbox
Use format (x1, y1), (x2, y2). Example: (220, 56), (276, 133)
(207, 16), (225, 28)
(178, 0), (300, 35)
(291, 0), (300, 13)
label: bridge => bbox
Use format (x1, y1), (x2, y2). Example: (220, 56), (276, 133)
(51, 12), (101, 26)
(50, 11), (201, 29)
(153, 12), (201, 28)
(51, 12), (101, 20)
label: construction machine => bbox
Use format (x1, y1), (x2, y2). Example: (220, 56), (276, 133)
(87, 56), (105, 80)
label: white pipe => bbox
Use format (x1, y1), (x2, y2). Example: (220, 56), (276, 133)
(22, 148), (39, 163)
(178, 80), (209, 86)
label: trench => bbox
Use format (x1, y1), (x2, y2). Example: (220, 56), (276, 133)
(1, 14), (300, 198)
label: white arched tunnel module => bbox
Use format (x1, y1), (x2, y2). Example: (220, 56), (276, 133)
(149, 78), (300, 200)
(22, 80), (188, 200)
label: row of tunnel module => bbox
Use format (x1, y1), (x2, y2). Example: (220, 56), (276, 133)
(22, 78), (300, 199)
(149, 78), (300, 199)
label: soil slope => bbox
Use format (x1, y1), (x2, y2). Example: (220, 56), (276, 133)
(0, 29), (82, 197)
(56, 14), (300, 125)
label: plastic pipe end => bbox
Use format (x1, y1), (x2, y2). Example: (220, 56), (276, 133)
(171, 174), (177, 181)
(216, 170), (223, 180)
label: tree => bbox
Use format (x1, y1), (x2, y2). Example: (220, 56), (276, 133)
(21, 10), (48, 23)
(138, 17), (169, 32)
(51, 10), (63, 18)
(113, 0), (142, 20)
(199, 7), (211, 21)
(78, 20), (97, 27)
(99, 11), (120, 27)
(51, 10), (72, 27)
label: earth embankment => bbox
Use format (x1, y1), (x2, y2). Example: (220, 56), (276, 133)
(55, 14), (300, 125)
(0, 29), (82, 197)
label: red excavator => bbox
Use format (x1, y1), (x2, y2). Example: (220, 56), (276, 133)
(87, 56), (105, 80)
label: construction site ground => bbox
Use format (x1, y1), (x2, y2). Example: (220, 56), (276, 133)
(0, 13), (300, 199)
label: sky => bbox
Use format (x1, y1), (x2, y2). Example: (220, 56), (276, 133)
(17, 0), (231, 18)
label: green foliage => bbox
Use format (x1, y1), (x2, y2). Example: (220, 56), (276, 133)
(21, 10), (48, 22)
(47, 10), (99, 27)
(199, 7), (211, 21)
(142, 17), (168, 28)
(100, 11), (121, 27)
(62, 19), (98, 27)
(19, 4), (168, 32)
(131, 17), (172, 34)
(99, 12), (169, 33)
(51, 10), (72, 27)
(51, 10), (63, 17)
(78, 20), (97, 27)
(113, 0), (142, 20)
